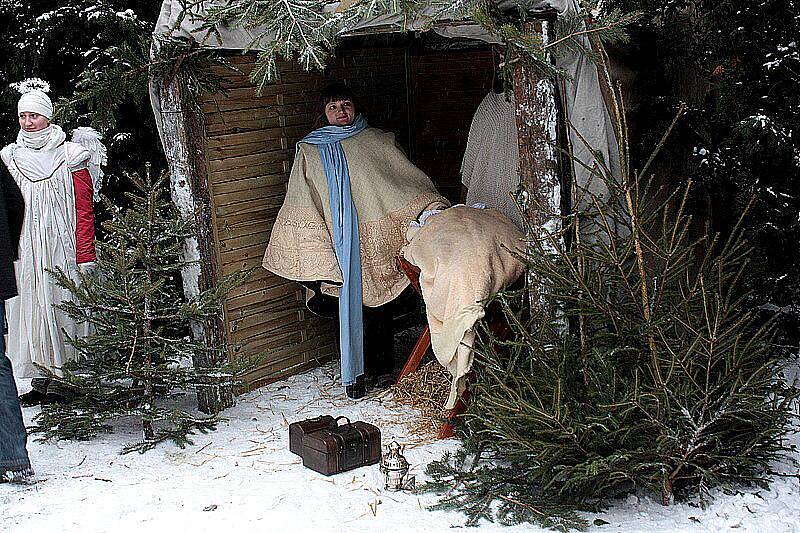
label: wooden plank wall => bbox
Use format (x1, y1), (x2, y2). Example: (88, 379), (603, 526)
(202, 49), (408, 389)
(410, 50), (494, 203)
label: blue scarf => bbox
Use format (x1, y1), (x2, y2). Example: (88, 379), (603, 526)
(300, 115), (368, 386)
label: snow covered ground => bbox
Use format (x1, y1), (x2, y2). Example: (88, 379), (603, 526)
(3, 362), (800, 533)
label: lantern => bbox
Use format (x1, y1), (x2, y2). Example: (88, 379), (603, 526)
(380, 441), (411, 491)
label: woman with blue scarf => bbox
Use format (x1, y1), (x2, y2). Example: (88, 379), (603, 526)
(263, 84), (448, 398)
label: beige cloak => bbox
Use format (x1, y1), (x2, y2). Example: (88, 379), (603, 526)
(403, 206), (525, 408)
(263, 127), (448, 307)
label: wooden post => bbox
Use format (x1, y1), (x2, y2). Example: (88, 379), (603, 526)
(157, 72), (234, 414)
(512, 19), (563, 310)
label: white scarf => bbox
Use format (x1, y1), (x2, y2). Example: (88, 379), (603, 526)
(6, 125), (68, 182)
(16, 124), (65, 151)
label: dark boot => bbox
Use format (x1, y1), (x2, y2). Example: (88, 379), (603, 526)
(345, 375), (366, 399)
(0, 466), (35, 484)
(18, 377), (50, 407)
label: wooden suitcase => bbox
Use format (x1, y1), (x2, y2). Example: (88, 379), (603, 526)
(300, 419), (381, 476)
(288, 415), (340, 456)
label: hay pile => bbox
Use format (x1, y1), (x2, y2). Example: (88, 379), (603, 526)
(390, 361), (451, 437)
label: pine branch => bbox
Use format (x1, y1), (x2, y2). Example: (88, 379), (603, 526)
(420, 31), (799, 526)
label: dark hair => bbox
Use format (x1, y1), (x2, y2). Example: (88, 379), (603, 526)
(320, 82), (356, 108)
(316, 83), (357, 127)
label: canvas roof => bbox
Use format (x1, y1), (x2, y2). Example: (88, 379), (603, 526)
(152, 1), (569, 48)
(150, 0), (619, 199)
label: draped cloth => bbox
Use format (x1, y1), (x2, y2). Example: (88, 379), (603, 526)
(263, 125), (449, 384)
(1, 127), (91, 378)
(461, 92), (525, 231)
(297, 115), (368, 386)
(403, 206), (525, 408)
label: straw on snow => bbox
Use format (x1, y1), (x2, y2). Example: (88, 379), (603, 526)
(389, 361), (451, 438)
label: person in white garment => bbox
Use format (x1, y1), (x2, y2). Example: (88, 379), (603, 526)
(0, 79), (104, 405)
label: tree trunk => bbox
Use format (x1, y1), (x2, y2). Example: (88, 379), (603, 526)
(511, 19), (563, 311)
(155, 72), (234, 415)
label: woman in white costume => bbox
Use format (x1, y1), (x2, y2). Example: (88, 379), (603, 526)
(0, 80), (103, 404)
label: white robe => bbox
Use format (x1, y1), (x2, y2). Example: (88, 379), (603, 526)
(461, 92), (525, 231)
(1, 127), (90, 378)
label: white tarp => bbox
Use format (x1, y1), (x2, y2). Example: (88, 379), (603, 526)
(153, 1), (554, 45)
(153, 0), (276, 49)
(150, 0), (620, 205)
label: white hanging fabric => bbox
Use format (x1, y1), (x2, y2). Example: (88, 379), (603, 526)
(461, 92), (525, 230)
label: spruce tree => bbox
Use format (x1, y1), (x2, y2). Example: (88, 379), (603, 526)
(603, 0), (800, 346)
(421, 88), (799, 530)
(32, 166), (245, 453)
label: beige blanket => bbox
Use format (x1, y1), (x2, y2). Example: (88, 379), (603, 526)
(263, 128), (448, 307)
(403, 206), (525, 408)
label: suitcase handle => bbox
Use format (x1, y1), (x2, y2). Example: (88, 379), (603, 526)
(334, 416), (351, 427)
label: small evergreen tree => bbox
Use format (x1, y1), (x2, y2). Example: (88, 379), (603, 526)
(32, 166), (245, 453)
(421, 89), (799, 530)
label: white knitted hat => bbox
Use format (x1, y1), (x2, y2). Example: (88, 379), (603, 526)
(13, 79), (53, 119)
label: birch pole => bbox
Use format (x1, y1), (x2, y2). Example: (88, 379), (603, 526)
(512, 20), (563, 311)
(156, 72), (234, 414)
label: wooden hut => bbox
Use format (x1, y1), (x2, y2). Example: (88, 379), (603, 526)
(149, 1), (619, 397)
